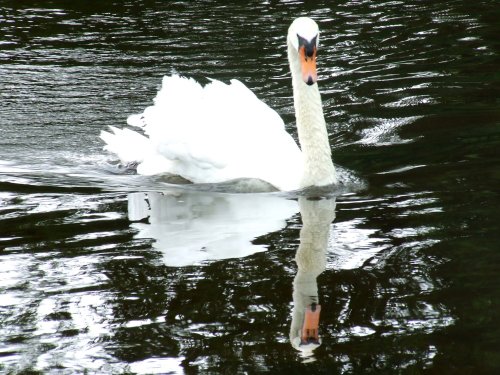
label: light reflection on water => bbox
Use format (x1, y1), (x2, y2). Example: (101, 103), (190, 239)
(1, 0), (499, 373)
(0, 180), (458, 373)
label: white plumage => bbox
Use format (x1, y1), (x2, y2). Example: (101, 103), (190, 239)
(101, 17), (337, 191)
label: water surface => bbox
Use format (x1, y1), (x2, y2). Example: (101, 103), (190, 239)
(1, 1), (499, 373)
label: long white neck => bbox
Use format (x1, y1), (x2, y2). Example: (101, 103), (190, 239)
(288, 42), (337, 188)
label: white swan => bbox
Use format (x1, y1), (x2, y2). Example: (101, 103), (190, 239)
(100, 17), (337, 191)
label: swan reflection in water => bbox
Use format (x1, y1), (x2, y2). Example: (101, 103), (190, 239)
(127, 190), (298, 267)
(127, 190), (335, 360)
(290, 196), (336, 361)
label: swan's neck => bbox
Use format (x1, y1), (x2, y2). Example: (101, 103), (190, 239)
(288, 44), (337, 188)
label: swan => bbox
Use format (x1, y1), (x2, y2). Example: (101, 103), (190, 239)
(100, 17), (337, 191)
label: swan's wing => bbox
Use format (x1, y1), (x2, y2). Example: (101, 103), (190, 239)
(129, 75), (300, 185)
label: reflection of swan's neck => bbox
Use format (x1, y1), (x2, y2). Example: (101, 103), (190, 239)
(295, 197), (336, 281)
(288, 43), (337, 188)
(290, 197), (336, 354)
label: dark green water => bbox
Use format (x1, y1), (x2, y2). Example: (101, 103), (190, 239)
(1, 1), (499, 374)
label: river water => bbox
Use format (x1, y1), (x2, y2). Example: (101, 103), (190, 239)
(1, 1), (499, 374)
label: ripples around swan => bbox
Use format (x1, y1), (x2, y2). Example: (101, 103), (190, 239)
(1, 0), (499, 373)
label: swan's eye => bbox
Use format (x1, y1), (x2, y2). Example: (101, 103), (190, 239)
(297, 35), (317, 57)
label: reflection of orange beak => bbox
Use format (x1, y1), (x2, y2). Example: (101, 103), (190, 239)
(299, 46), (318, 86)
(300, 304), (321, 345)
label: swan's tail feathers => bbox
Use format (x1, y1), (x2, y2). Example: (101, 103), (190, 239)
(100, 126), (150, 164)
(100, 126), (174, 175)
(127, 114), (147, 128)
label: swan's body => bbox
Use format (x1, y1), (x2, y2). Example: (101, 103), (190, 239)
(101, 17), (337, 191)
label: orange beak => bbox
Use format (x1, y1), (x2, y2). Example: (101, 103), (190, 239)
(300, 304), (321, 345)
(299, 46), (318, 86)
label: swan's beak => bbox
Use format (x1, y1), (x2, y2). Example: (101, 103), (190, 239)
(300, 303), (321, 345)
(299, 39), (318, 86)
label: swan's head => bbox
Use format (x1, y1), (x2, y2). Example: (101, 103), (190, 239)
(288, 17), (320, 86)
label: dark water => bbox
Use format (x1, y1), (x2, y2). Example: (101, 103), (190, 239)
(1, 1), (499, 373)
